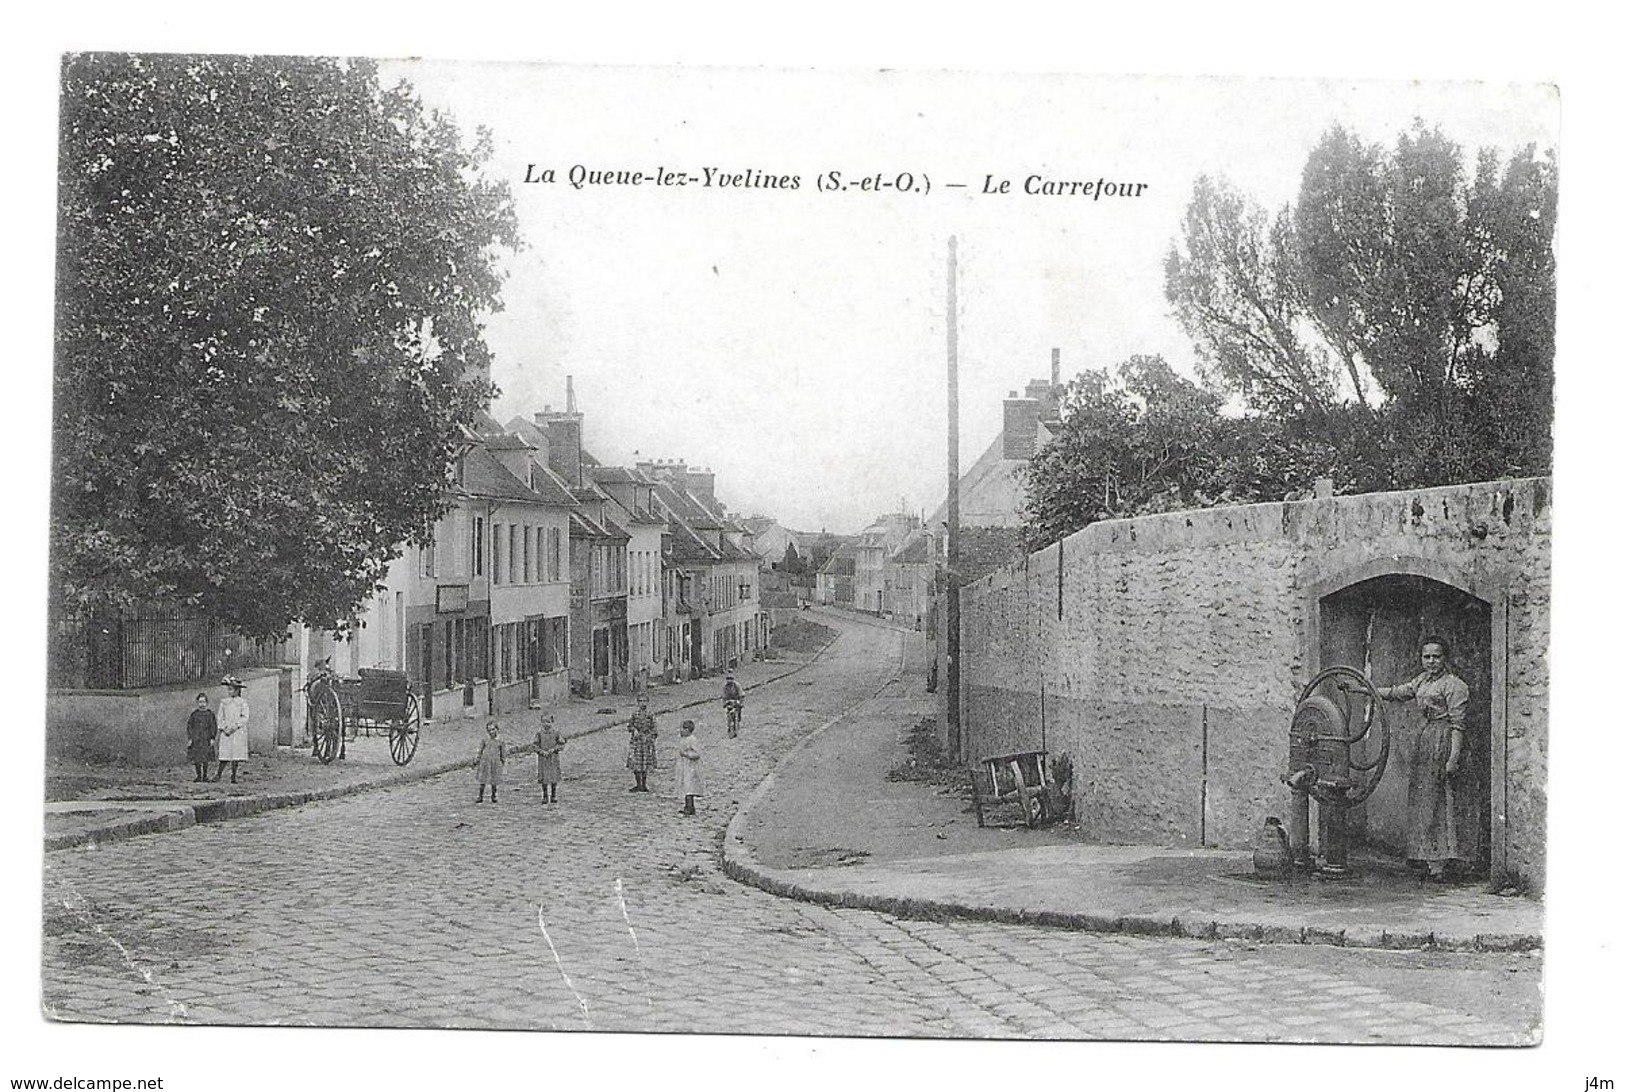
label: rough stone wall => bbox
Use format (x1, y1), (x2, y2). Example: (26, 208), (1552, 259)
(959, 478), (1550, 891)
(48, 668), (281, 766)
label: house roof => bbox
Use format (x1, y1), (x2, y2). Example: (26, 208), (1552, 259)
(928, 432), (1030, 529)
(569, 510), (613, 539)
(618, 502), (666, 527)
(570, 482), (609, 504)
(716, 536), (756, 562)
(524, 459), (580, 508)
(590, 467), (667, 527)
(819, 544), (857, 576)
(892, 534), (933, 565)
(651, 483), (722, 529)
(505, 416), (549, 449)
(460, 446), (553, 505)
(667, 519), (721, 563)
(482, 432), (535, 453)
(472, 409), (509, 438)
(589, 465), (642, 485)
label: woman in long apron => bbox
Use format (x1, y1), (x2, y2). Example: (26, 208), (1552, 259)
(1377, 637), (1477, 881)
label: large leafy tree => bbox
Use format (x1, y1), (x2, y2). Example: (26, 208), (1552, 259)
(1166, 123), (1555, 491)
(54, 54), (520, 636)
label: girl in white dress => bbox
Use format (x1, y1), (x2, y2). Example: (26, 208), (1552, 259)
(676, 720), (703, 816)
(214, 676), (250, 783)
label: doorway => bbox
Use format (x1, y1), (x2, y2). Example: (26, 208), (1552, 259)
(1317, 573), (1493, 876)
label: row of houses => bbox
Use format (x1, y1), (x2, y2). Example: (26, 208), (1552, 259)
(307, 381), (770, 724)
(814, 511), (937, 629)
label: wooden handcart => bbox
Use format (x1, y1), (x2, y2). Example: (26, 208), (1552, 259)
(971, 749), (1068, 829)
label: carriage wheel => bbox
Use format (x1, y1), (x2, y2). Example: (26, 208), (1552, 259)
(389, 693), (421, 766)
(1022, 788), (1047, 828)
(310, 686), (343, 765)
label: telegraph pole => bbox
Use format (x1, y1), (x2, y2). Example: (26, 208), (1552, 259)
(945, 236), (962, 762)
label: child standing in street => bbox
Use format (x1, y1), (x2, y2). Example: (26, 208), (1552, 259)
(475, 720), (505, 803)
(214, 675), (250, 784)
(676, 719), (703, 816)
(534, 714), (565, 803)
(185, 693), (217, 783)
(626, 695), (658, 793)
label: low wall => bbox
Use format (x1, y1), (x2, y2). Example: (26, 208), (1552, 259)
(48, 668), (282, 767)
(424, 680), (491, 721)
(959, 478), (1550, 892)
(489, 671), (569, 716)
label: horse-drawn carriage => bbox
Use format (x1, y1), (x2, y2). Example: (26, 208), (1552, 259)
(303, 663), (422, 766)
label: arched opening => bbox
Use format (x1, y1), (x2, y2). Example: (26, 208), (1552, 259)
(1316, 571), (1496, 877)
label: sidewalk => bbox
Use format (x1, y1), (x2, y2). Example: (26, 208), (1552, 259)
(44, 641), (829, 851)
(722, 659), (1543, 954)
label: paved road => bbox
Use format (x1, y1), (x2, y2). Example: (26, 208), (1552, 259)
(40, 618), (1539, 1043)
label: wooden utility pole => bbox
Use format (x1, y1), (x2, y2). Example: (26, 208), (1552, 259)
(946, 236), (962, 762)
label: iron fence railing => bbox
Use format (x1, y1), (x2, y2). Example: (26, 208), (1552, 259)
(47, 605), (295, 691)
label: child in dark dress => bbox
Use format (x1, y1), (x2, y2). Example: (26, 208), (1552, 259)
(186, 693), (217, 783)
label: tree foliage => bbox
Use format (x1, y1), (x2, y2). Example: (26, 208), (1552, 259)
(1164, 177), (1340, 421)
(53, 54), (521, 637)
(1020, 356), (1331, 549)
(779, 540), (807, 575)
(1025, 121), (1554, 550)
(1166, 123), (1555, 492)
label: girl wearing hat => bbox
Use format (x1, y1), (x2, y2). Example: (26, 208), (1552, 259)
(214, 676), (250, 783)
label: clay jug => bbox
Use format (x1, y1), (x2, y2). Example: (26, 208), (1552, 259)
(1252, 816), (1291, 879)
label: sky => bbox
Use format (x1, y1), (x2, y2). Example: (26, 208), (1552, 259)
(379, 62), (1558, 534)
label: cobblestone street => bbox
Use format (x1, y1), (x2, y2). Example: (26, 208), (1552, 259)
(40, 619), (1540, 1043)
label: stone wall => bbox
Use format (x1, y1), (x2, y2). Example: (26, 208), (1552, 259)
(958, 478), (1551, 892)
(48, 668), (283, 766)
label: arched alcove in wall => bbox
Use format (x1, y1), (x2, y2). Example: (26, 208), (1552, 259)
(1306, 558), (1507, 881)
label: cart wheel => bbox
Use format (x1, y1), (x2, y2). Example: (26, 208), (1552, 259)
(1023, 790), (1046, 828)
(310, 686), (343, 765)
(390, 693), (421, 766)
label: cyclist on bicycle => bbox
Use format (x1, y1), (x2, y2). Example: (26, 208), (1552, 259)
(722, 672), (743, 737)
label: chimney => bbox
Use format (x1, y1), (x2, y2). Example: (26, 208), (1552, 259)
(639, 459), (689, 494)
(688, 467), (717, 509)
(1003, 395), (1041, 459)
(534, 381), (584, 487)
(1051, 347), (1060, 389)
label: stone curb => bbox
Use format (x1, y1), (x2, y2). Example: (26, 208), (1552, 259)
(720, 841), (1541, 954)
(44, 638), (836, 854)
(45, 808), (196, 852)
(718, 645), (1541, 956)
